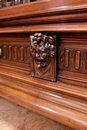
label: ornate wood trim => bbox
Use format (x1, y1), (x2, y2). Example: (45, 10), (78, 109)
(30, 33), (56, 81)
(1, 44), (30, 63)
(58, 33), (87, 87)
(0, 1), (87, 130)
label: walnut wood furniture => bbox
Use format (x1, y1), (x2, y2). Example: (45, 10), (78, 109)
(0, 0), (87, 130)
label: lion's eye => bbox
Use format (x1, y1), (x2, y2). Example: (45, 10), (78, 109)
(50, 45), (55, 50)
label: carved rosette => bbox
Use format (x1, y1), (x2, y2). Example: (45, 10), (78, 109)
(30, 33), (55, 68)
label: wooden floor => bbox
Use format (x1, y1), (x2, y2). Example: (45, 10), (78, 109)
(0, 97), (74, 130)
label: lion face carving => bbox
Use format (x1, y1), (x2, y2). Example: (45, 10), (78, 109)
(30, 33), (55, 68)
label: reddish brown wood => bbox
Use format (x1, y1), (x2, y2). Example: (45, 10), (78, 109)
(75, 51), (81, 70)
(0, 1), (87, 130)
(64, 50), (69, 68)
(8, 45), (12, 59)
(58, 33), (87, 87)
(29, 33), (56, 81)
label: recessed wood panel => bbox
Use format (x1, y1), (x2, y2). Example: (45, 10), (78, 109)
(8, 45), (12, 59)
(64, 50), (69, 68)
(0, 33), (31, 71)
(75, 51), (81, 70)
(58, 33), (87, 86)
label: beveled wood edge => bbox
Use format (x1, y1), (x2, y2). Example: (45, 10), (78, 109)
(1, 12), (87, 27)
(0, 64), (87, 130)
(0, 81), (87, 130)
(0, 1), (87, 28)
(58, 73), (87, 88)
(0, 1), (87, 21)
(0, 0), (52, 21)
(0, 65), (87, 100)
(0, 73), (87, 113)
(0, 23), (87, 33)
(0, 0), (50, 20)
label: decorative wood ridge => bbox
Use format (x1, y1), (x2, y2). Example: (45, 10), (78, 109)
(59, 46), (83, 71)
(58, 34), (87, 87)
(0, 44), (30, 63)
(1, 1), (87, 26)
(1, 23), (87, 33)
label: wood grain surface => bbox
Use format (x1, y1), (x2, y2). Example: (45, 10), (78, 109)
(0, 0), (87, 130)
(0, 97), (74, 130)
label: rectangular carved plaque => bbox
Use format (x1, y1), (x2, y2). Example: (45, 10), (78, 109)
(29, 33), (57, 81)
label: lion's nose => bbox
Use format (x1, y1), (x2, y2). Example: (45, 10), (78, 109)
(40, 47), (45, 52)
(36, 53), (39, 58)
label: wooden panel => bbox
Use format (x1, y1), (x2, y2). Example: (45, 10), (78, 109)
(0, 33), (31, 71)
(0, 33), (57, 81)
(58, 33), (87, 87)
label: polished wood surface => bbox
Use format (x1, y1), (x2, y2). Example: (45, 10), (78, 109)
(0, 97), (74, 130)
(58, 33), (87, 87)
(1, 0), (87, 21)
(0, 0), (87, 130)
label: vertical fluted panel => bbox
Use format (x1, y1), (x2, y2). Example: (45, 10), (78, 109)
(2, 44), (30, 63)
(3, 45), (7, 58)
(27, 47), (30, 62)
(8, 46), (12, 59)
(24, 47), (27, 62)
(20, 47), (24, 61)
(64, 50), (69, 68)
(75, 51), (81, 70)
(14, 46), (18, 60)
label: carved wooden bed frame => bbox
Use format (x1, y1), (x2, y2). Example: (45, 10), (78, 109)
(0, 0), (87, 130)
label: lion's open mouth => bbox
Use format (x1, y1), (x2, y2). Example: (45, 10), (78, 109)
(36, 59), (44, 62)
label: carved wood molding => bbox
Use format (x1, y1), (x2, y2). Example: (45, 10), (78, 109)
(0, 1), (87, 22)
(59, 47), (87, 73)
(1, 44), (30, 63)
(58, 34), (87, 86)
(1, 23), (87, 33)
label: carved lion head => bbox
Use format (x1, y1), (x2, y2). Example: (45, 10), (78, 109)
(30, 33), (55, 68)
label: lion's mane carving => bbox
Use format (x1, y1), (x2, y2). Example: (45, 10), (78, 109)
(30, 33), (55, 68)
